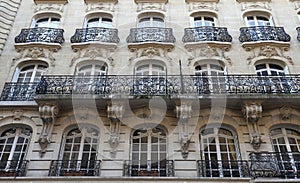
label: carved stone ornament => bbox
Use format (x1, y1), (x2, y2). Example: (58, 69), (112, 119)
(188, 2), (218, 12)
(176, 104), (192, 159)
(13, 46), (58, 67)
(71, 46), (115, 67)
(137, 2), (166, 12)
(246, 45), (293, 65)
(240, 2), (271, 11)
(107, 103), (124, 158)
(13, 110), (23, 121)
(186, 44), (232, 66)
(129, 47), (172, 63)
(242, 102), (262, 150)
(86, 2), (116, 12)
(34, 3), (65, 13)
(38, 104), (58, 157)
(279, 106), (292, 120)
(293, 1), (300, 10)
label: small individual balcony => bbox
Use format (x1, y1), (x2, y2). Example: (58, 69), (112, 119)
(0, 82), (38, 101)
(15, 27), (64, 49)
(182, 26), (232, 44)
(126, 27), (176, 50)
(250, 152), (300, 179)
(48, 160), (101, 176)
(0, 160), (29, 177)
(197, 160), (250, 178)
(123, 160), (174, 177)
(70, 27), (120, 49)
(239, 26), (290, 46)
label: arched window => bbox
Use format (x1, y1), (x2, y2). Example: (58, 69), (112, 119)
(195, 63), (224, 76)
(59, 126), (100, 175)
(75, 64), (107, 76)
(0, 127), (32, 171)
(14, 63), (48, 83)
(255, 63), (285, 76)
(270, 127), (300, 178)
(199, 126), (243, 177)
(129, 126), (168, 176)
(32, 14), (61, 28)
(190, 12), (217, 27)
(244, 13), (273, 26)
(138, 14), (165, 28)
(84, 13), (113, 28)
(135, 62), (166, 76)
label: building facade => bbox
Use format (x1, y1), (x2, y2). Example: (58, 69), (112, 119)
(0, 0), (299, 182)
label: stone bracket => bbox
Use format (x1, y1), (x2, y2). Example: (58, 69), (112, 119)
(38, 104), (58, 157)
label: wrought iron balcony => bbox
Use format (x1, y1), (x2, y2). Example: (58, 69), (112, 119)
(48, 160), (101, 176)
(70, 27), (120, 44)
(35, 75), (300, 97)
(123, 160), (174, 177)
(182, 26), (232, 43)
(0, 82), (38, 101)
(126, 27), (176, 44)
(250, 152), (300, 179)
(15, 27), (64, 44)
(239, 26), (290, 43)
(0, 160), (29, 177)
(197, 160), (250, 178)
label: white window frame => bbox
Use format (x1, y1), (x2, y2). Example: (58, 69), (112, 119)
(32, 16), (61, 28)
(137, 16), (165, 28)
(255, 63), (286, 76)
(85, 17), (113, 28)
(76, 64), (108, 76)
(0, 127), (31, 170)
(191, 16), (216, 27)
(245, 15), (273, 26)
(135, 62), (166, 76)
(13, 63), (48, 83)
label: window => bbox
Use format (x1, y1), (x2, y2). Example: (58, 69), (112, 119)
(245, 15), (273, 26)
(194, 63), (225, 93)
(270, 127), (300, 178)
(76, 64), (107, 76)
(0, 127), (32, 171)
(32, 16), (61, 28)
(86, 17), (112, 28)
(138, 16), (165, 28)
(135, 62), (166, 76)
(193, 16), (215, 27)
(14, 63), (48, 83)
(130, 127), (167, 176)
(59, 127), (99, 175)
(255, 63), (285, 76)
(200, 126), (242, 177)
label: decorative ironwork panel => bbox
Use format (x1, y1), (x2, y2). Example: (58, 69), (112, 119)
(0, 160), (29, 177)
(250, 152), (300, 179)
(48, 160), (101, 176)
(70, 27), (120, 43)
(15, 27), (65, 44)
(239, 26), (290, 43)
(35, 75), (300, 97)
(123, 160), (174, 177)
(197, 160), (250, 178)
(0, 82), (38, 101)
(126, 27), (176, 43)
(182, 26), (232, 43)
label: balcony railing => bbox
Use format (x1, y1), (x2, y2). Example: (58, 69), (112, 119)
(0, 160), (29, 177)
(182, 26), (232, 43)
(250, 152), (300, 179)
(126, 27), (176, 44)
(123, 160), (174, 177)
(70, 27), (120, 44)
(15, 27), (65, 44)
(48, 160), (101, 176)
(197, 160), (250, 178)
(239, 26), (290, 43)
(0, 82), (38, 101)
(35, 75), (300, 97)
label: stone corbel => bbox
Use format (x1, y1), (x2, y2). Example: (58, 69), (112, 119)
(176, 104), (192, 159)
(242, 102), (262, 150)
(38, 104), (58, 157)
(107, 103), (124, 157)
